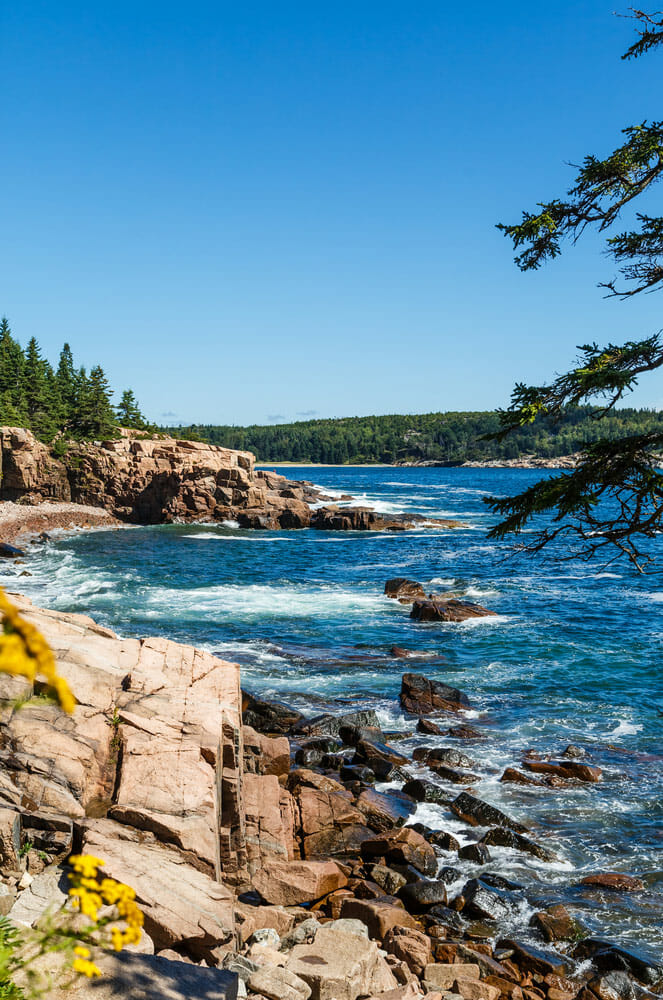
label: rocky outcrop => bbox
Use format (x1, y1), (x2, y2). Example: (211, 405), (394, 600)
(0, 428), (466, 533)
(0, 427), (318, 528)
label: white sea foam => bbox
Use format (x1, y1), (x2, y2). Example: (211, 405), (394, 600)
(464, 586), (500, 599)
(648, 592), (663, 602)
(144, 582), (386, 620)
(184, 533), (295, 542)
(609, 720), (643, 737)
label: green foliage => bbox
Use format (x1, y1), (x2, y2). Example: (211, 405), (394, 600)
(490, 9), (663, 568)
(116, 389), (150, 430)
(0, 319), (147, 444)
(166, 406), (663, 465)
(0, 916), (25, 999)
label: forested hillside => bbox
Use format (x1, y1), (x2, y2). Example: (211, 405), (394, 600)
(169, 408), (663, 464)
(0, 318), (148, 442)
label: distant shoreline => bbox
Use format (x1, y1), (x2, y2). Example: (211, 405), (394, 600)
(257, 457), (577, 469)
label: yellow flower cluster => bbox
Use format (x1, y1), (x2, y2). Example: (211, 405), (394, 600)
(0, 588), (75, 713)
(67, 854), (144, 977)
(72, 946), (101, 978)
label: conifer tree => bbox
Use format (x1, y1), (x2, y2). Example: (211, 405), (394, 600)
(73, 365), (117, 440)
(0, 318), (27, 421)
(56, 343), (77, 425)
(116, 389), (148, 430)
(488, 9), (663, 568)
(22, 337), (59, 441)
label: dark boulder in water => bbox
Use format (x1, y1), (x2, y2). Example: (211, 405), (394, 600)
(413, 746), (476, 769)
(355, 787), (415, 832)
(495, 938), (571, 976)
(0, 541), (25, 558)
(430, 762), (481, 784)
(242, 690), (304, 734)
(400, 672), (470, 715)
(462, 878), (522, 922)
(399, 878), (449, 912)
(451, 792), (529, 833)
(428, 830), (460, 853)
(524, 758), (602, 783)
(410, 598), (497, 623)
(384, 578), (426, 603)
(352, 738), (408, 779)
(447, 723), (486, 739)
(480, 826), (559, 863)
(572, 938), (663, 986)
(401, 778), (452, 806)
(416, 717), (445, 735)
(458, 843), (492, 864)
(292, 708), (382, 740)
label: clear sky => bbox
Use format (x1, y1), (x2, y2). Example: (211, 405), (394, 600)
(2, 1), (661, 425)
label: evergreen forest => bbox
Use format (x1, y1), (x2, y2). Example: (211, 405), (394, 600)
(0, 318), (149, 443)
(169, 408), (663, 465)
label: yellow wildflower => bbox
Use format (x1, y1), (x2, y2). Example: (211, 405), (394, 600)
(0, 588), (75, 712)
(72, 957), (102, 978)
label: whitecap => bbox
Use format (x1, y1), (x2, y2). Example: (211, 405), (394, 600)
(609, 720), (643, 737)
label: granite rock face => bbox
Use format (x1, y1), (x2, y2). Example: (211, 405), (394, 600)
(0, 426), (319, 528)
(0, 595), (252, 897)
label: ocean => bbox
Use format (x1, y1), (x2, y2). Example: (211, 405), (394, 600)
(3, 465), (662, 961)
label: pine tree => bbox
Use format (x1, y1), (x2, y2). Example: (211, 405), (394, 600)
(116, 389), (148, 430)
(73, 365), (117, 440)
(487, 10), (663, 567)
(22, 337), (59, 441)
(0, 318), (27, 421)
(56, 343), (77, 425)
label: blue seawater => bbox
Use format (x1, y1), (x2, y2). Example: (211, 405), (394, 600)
(3, 466), (662, 960)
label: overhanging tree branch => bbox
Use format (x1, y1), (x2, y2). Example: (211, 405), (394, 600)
(489, 10), (663, 568)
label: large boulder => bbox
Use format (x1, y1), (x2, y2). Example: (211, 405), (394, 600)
(294, 784), (371, 859)
(400, 673), (470, 715)
(360, 828), (438, 877)
(81, 821), (236, 957)
(252, 859), (349, 906)
(284, 925), (398, 1000)
(451, 792), (529, 833)
(384, 579), (426, 603)
(410, 599), (497, 623)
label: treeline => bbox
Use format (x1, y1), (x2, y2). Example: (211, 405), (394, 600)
(168, 408), (663, 464)
(0, 317), (149, 443)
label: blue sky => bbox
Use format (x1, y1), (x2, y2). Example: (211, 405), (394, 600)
(1, 1), (661, 425)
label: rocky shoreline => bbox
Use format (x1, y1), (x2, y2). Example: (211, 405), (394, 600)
(0, 592), (659, 1000)
(0, 426), (463, 534)
(396, 457), (579, 470)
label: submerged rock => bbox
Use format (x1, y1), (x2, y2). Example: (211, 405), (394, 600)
(578, 872), (646, 891)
